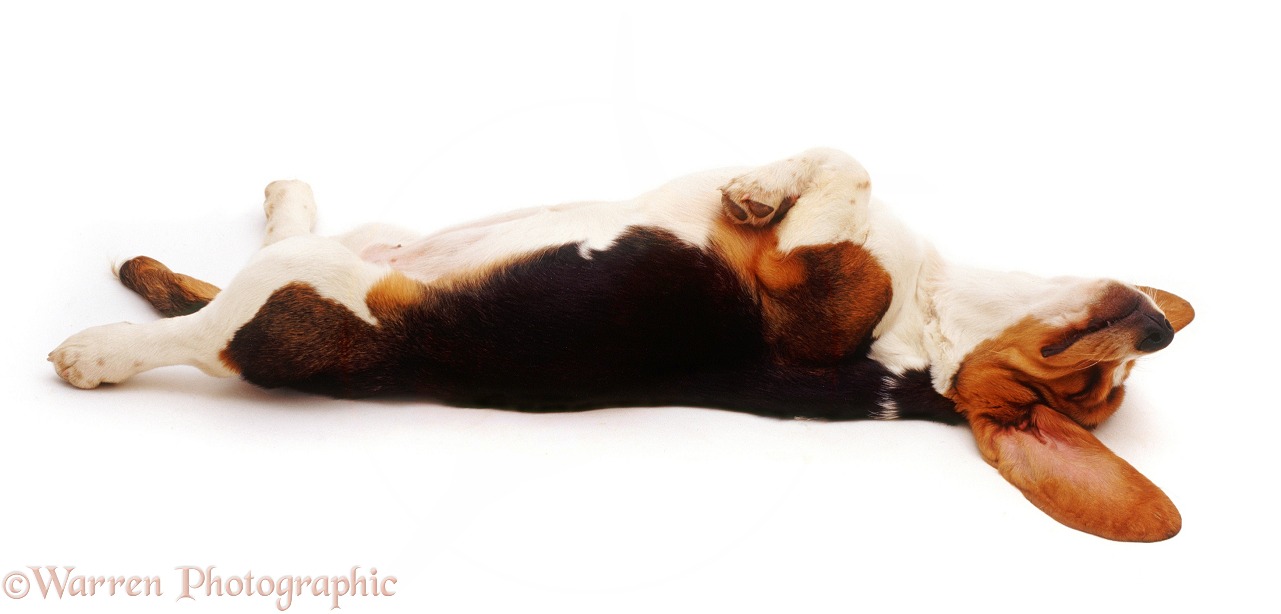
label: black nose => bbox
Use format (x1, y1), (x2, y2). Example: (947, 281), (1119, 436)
(1136, 313), (1175, 352)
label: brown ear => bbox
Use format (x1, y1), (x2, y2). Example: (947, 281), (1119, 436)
(1137, 286), (1194, 332)
(966, 405), (1181, 542)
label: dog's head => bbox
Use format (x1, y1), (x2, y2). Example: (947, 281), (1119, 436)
(941, 278), (1194, 541)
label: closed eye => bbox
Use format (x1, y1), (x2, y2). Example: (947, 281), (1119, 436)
(1040, 300), (1142, 358)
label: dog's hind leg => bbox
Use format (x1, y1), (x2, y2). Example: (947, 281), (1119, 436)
(262, 179), (318, 246)
(117, 256), (221, 317)
(112, 180), (320, 317)
(51, 236), (393, 389)
(52, 183), (396, 390)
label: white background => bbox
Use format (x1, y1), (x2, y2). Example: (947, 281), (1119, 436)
(3, 1), (1278, 612)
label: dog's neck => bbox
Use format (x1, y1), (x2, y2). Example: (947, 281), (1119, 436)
(864, 217), (1081, 396)
(918, 264), (1061, 393)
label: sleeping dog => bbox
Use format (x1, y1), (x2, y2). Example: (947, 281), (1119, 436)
(50, 148), (1193, 542)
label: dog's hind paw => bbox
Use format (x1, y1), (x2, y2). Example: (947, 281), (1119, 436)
(49, 323), (143, 389)
(262, 179), (317, 244)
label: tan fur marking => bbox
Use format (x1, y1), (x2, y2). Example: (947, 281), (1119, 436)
(218, 347), (242, 374)
(711, 220), (892, 364)
(366, 272), (429, 320)
(950, 315), (1129, 427)
(406, 248), (562, 295)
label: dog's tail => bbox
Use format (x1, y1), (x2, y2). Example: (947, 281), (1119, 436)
(116, 256), (221, 317)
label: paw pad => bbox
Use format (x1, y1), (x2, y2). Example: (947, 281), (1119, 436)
(720, 192), (797, 227)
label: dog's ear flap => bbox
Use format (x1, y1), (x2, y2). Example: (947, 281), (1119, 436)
(1136, 285), (1194, 332)
(966, 404), (1181, 542)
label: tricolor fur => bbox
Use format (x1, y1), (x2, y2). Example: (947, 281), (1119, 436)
(50, 148), (1194, 542)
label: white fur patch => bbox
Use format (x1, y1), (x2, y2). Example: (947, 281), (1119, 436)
(872, 375), (901, 420)
(361, 171), (733, 283)
(863, 199), (938, 376)
(358, 148), (882, 286)
(770, 148), (873, 252)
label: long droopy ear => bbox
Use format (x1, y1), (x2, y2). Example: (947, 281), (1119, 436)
(966, 405), (1181, 542)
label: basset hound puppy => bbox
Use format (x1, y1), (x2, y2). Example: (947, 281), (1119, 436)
(50, 148), (1193, 542)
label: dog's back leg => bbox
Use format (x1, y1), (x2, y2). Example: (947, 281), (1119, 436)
(262, 179), (318, 246)
(51, 235), (395, 390)
(117, 256), (221, 317)
(112, 179), (321, 317)
(52, 181), (397, 390)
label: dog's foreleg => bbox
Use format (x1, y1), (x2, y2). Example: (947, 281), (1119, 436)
(720, 148), (937, 373)
(719, 147), (873, 249)
(711, 149), (887, 364)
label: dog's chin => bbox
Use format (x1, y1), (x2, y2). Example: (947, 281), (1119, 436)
(1039, 333), (1151, 370)
(1041, 302), (1181, 361)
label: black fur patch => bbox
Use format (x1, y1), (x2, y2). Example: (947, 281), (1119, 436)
(223, 228), (959, 423)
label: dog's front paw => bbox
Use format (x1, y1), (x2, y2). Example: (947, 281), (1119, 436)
(719, 149), (873, 229)
(717, 189), (794, 228)
(720, 154), (826, 227)
(720, 170), (800, 227)
(49, 323), (142, 389)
